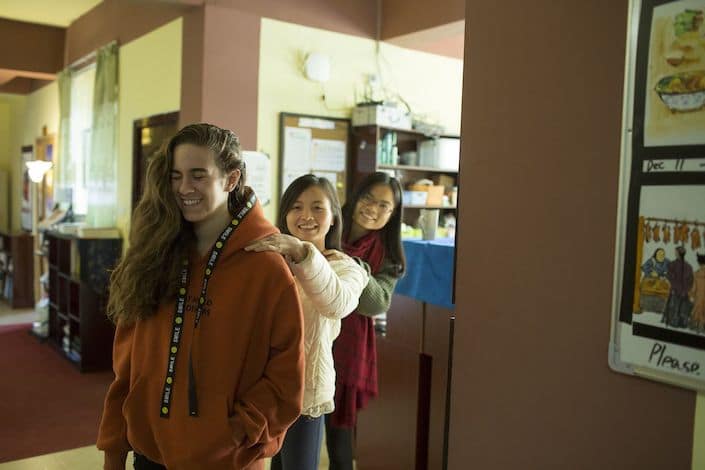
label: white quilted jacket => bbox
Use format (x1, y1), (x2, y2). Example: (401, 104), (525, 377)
(289, 242), (369, 417)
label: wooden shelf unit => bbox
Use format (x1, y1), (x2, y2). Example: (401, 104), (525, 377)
(350, 125), (459, 227)
(0, 231), (34, 308)
(46, 231), (122, 372)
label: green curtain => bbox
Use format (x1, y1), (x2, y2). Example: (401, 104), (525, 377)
(56, 69), (73, 205)
(86, 42), (119, 227)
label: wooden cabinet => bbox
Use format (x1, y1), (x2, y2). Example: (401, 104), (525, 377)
(356, 295), (423, 470)
(355, 294), (454, 470)
(350, 125), (459, 228)
(0, 231), (34, 308)
(424, 303), (454, 470)
(46, 231), (121, 372)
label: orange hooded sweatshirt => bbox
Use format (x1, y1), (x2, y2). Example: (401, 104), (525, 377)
(97, 200), (304, 469)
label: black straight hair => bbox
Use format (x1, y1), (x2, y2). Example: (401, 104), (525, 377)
(343, 172), (406, 276)
(278, 174), (342, 250)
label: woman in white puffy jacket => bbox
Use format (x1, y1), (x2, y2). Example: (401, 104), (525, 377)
(245, 174), (368, 470)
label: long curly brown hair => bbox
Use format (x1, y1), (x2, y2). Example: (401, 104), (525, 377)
(107, 123), (247, 324)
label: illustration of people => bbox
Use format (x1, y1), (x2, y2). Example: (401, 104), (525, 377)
(642, 248), (670, 278)
(639, 248), (671, 314)
(689, 253), (705, 333)
(663, 245), (694, 328)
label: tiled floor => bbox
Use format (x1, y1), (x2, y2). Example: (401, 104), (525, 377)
(0, 301), (341, 470)
(0, 446), (331, 469)
(0, 300), (36, 325)
(0, 443), (335, 469)
(0, 446), (103, 470)
(0, 447), (284, 469)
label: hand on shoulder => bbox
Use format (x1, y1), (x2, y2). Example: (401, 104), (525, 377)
(245, 234), (308, 263)
(323, 249), (351, 262)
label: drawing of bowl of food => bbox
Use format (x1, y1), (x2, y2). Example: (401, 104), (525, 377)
(655, 70), (705, 112)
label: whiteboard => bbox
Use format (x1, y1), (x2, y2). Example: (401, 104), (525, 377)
(610, 0), (705, 392)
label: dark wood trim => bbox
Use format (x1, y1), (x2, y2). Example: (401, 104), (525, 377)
(134, 111), (180, 129)
(416, 352), (432, 470)
(65, 0), (192, 67)
(132, 111), (179, 209)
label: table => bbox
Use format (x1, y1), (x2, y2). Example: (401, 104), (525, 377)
(395, 237), (455, 309)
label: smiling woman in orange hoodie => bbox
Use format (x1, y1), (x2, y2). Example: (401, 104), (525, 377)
(97, 123), (305, 470)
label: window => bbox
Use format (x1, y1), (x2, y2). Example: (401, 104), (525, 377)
(68, 64), (96, 215)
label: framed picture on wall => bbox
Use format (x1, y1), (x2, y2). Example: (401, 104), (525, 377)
(610, 0), (705, 392)
(640, 1), (705, 147)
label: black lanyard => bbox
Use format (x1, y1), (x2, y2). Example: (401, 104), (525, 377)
(159, 193), (255, 418)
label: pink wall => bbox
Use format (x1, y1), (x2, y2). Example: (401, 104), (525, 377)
(449, 0), (695, 468)
(180, 5), (260, 148)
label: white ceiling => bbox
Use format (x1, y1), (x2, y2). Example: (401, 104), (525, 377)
(0, 0), (102, 27)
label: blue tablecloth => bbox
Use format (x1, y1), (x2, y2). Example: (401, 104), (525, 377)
(395, 237), (455, 310)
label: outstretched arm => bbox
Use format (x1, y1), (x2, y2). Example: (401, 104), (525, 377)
(352, 257), (400, 317)
(244, 234), (307, 264)
(290, 244), (368, 319)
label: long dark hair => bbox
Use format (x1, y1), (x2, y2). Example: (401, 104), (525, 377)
(343, 172), (406, 276)
(108, 123), (246, 324)
(278, 174), (342, 250)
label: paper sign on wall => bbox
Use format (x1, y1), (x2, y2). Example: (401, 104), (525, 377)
(242, 151), (271, 206)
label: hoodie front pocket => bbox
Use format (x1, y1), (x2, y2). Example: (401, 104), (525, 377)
(174, 392), (237, 467)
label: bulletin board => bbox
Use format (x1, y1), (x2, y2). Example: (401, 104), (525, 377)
(610, 0), (705, 392)
(279, 112), (350, 204)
